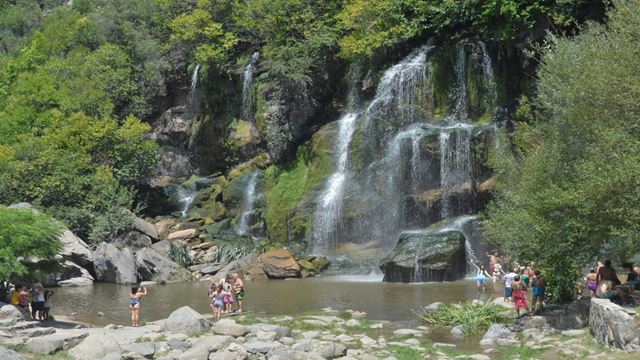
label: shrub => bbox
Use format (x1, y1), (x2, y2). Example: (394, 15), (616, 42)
(168, 242), (193, 267)
(418, 300), (508, 335)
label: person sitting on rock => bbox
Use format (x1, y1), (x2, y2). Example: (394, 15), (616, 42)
(597, 260), (620, 286)
(596, 281), (614, 299)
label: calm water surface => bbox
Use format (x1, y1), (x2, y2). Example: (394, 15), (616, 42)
(53, 275), (500, 327)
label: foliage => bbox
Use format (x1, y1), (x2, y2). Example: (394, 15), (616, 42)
(0, 207), (64, 280)
(168, 242), (194, 267)
(209, 244), (250, 264)
(485, 0), (640, 303)
(419, 300), (508, 335)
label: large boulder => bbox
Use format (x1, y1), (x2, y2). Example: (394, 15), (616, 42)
(43, 261), (94, 287)
(58, 230), (94, 270)
(0, 346), (25, 360)
(135, 247), (179, 282)
(161, 306), (212, 335)
(589, 297), (640, 351)
(380, 230), (467, 282)
(258, 249), (300, 278)
(93, 242), (138, 284)
(212, 319), (249, 337)
(69, 333), (122, 360)
(0, 304), (29, 322)
(132, 216), (159, 241)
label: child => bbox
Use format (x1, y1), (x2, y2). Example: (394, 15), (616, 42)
(587, 269), (598, 297)
(223, 280), (234, 314)
(43, 290), (54, 321)
(211, 285), (227, 321)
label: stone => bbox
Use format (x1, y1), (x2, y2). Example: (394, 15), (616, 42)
(136, 247), (179, 282)
(122, 343), (156, 359)
(392, 329), (422, 336)
(69, 333), (121, 360)
(258, 249), (300, 278)
(17, 327), (55, 338)
(344, 319), (360, 327)
(310, 341), (347, 359)
(161, 306), (212, 335)
(242, 340), (281, 354)
(58, 229), (94, 269)
(404, 338), (421, 346)
(24, 331), (88, 355)
(167, 339), (192, 351)
(589, 297), (640, 351)
(178, 335), (233, 360)
(450, 325), (465, 336)
(168, 229), (198, 241)
(0, 304), (28, 322)
(93, 242), (139, 284)
(481, 324), (514, 344)
(247, 324), (290, 340)
(58, 276), (94, 287)
(0, 346), (25, 360)
(379, 230), (467, 282)
(561, 329), (587, 337)
(199, 263), (225, 275)
(151, 240), (173, 257)
(132, 216), (159, 242)
(424, 302), (443, 313)
(212, 319), (248, 337)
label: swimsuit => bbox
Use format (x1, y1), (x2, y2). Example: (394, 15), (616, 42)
(130, 297), (141, 307)
(476, 270), (486, 285)
(234, 288), (244, 301)
(588, 280), (597, 292)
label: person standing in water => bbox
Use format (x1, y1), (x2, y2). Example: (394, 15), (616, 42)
(476, 264), (492, 292)
(129, 286), (148, 327)
(232, 273), (245, 313)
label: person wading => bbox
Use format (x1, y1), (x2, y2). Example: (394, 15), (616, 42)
(129, 286), (148, 327)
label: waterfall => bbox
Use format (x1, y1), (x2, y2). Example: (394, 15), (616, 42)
(236, 172), (260, 236)
(441, 215), (482, 274)
(448, 45), (468, 121)
(439, 125), (472, 219)
(242, 52), (259, 121)
(309, 112), (360, 253)
(176, 186), (196, 217)
(188, 64), (201, 116)
(477, 41), (496, 107)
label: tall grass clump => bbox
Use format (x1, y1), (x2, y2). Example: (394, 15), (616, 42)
(418, 300), (508, 335)
(168, 242), (194, 267)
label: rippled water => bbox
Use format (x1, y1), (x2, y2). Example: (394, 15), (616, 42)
(52, 277), (500, 328)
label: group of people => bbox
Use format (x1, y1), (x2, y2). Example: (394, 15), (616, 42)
(208, 273), (245, 321)
(475, 261), (546, 316)
(1, 282), (54, 321)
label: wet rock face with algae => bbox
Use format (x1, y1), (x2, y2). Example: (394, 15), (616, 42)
(380, 230), (466, 282)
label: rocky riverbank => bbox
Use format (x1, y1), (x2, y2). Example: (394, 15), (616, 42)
(0, 297), (635, 360)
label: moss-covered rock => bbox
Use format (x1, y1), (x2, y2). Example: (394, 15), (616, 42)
(380, 230), (467, 283)
(263, 122), (335, 244)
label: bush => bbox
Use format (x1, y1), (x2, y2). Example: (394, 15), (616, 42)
(418, 300), (508, 335)
(168, 242), (193, 267)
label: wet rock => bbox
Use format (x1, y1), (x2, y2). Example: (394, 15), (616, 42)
(212, 319), (249, 337)
(380, 230), (466, 282)
(161, 306), (212, 335)
(589, 297), (640, 351)
(258, 249), (300, 278)
(450, 325), (465, 337)
(135, 247), (179, 282)
(93, 242), (138, 284)
(0, 346), (25, 360)
(69, 333), (121, 360)
(480, 324), (515, 346)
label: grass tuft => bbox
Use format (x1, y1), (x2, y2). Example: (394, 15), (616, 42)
(418, 300), (508, 335)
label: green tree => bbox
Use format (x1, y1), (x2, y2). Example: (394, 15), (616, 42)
(485, 0), (640, 303)
(0, 207), (64, 280)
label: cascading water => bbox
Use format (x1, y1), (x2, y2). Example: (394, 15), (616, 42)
(309, 112), (360, 253)
(308, 41), (497, 281)
(176, 186), (196, 217)
(188, 64), (201, 112)
(236, 171), (260, 236)
(242, 52), (259, 121)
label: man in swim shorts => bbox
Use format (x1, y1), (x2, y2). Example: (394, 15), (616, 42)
(232, 273), (244, 313)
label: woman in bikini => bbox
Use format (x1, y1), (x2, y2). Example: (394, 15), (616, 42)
(129, 286), (148, 327)
(587, 269), (598, 297)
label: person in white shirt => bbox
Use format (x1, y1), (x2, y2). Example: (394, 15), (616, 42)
(503, 269), (517, 303)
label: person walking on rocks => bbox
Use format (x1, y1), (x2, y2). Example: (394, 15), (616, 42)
(232, 273), (245, 313)
(476, 264), (492, 292)
(503, 268), (517, 303)
(129, 286), (148, 327)
(211, 285), (227, 321)
(597, 260), (620, 286)
(511, 275), (528, 317)
(531, 270), (546, 314)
